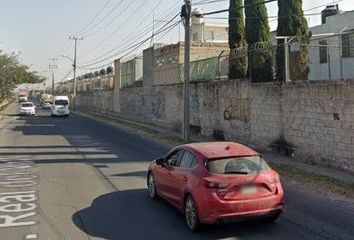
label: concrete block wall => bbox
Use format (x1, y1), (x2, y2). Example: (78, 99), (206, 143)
(76, 79), (354, 172)
(280, 81), (354, 170)
(76, 90), (114, 113)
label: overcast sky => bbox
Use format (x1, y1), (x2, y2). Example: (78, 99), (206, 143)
(1, 0), (353, 86)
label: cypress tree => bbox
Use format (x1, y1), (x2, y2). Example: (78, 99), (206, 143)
(229, 0), (248, 79)
(245, 0), (273, 82)
(276, 0), (310, 81)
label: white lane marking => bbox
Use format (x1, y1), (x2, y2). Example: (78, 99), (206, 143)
(0, 191), (35, 195)
(25, 234), (38, 239)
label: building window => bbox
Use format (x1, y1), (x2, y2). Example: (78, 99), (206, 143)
(319, 40), (327, 63)
(342, 32), (354, 58)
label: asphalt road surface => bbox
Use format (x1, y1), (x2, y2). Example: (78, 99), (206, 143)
(0, 102), (353, 240)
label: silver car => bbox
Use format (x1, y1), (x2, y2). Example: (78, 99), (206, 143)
(19, 102), (36, 116)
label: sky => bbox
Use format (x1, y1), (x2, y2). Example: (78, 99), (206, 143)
(1, 0), (353, 87)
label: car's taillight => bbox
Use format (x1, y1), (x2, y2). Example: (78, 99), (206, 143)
(204, 179), (229, 189)
(268, 174), (280, 183)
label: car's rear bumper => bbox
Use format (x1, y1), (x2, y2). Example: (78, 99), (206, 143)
(20, 111), (35, 115)
(51, 110), (70, 116)
(197, 190), (284, 224)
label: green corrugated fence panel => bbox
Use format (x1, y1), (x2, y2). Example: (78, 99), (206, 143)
(179, 57), (219, 82)
(121, 60), (136, 87)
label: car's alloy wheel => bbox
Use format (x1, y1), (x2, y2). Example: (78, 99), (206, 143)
(185, 196), (199, 231)
(147, 173), (157, 200)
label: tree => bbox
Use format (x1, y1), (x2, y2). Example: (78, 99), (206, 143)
(276, 0), (310, 81)
(245, 0), (273, 82)
(106, 66), (113, 74)
(229, 0), (248, 79)
(0, 51), (44, 101)
(99, 68), (107, 76)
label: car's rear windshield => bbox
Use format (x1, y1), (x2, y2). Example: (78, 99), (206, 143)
(21, 103), (33, 107)
(54, 100), (68, 105)
(207, 156), (270, 175)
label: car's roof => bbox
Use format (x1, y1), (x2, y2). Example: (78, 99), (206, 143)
(53, 96), (69, 100)
(21, 102), (33, 105)
(182, 142), (259, 159)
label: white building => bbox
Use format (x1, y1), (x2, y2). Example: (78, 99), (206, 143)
(190, 8), (228, 43)
(308, 5), (354, 80)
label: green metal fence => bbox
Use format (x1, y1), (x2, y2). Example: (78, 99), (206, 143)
(179, 56), (220, 82)
(121, 60), (136, 88)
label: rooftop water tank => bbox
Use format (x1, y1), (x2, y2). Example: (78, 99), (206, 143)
(191, 8), (204, 25)
(321, 4), (340, 24)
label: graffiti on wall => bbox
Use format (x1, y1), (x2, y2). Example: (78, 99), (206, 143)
(223, 98), (250, 123)
(151, 92), (165, 119)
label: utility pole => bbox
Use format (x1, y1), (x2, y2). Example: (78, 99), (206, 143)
(181, 0), (191, 142)
(69, 36), (83, 110)
(150, 12), (155, 47)
(284, 37), (290, 82)
(49, 58), (57, 95)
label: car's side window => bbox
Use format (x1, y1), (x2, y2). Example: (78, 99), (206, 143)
(165, 150), (184, 167)
(179, 151), (197, 169)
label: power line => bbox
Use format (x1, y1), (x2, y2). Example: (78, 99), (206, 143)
(80, 0), (179, 61)
(205, 13), (323, 20)
(304, 0), (343, 12)
(200, 0), (277, 16)
(83, 0), (142, 38)
(80, 9), (181, 67)
(75, 0), (112, 36)
(80, 0), (125, 36)
(194, 0), (227, 6)
(79, 19), (181, 70)
(60, 68), (73, 82)
(79, 20), (181, 70)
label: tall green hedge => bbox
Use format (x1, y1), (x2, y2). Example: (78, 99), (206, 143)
(245, 0), (273, 82)
(276, 0), (310, 81)
(229, 0), (248, 79)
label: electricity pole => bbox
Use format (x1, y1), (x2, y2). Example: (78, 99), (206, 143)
(181, 0), (191, 142)
(69, 36), (83, 110)
(49, 58), (57, 95)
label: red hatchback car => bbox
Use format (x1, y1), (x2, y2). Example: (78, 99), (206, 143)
(147, 142), (284, 231)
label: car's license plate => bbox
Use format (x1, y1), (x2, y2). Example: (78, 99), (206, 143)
(241, 186), (257, 194)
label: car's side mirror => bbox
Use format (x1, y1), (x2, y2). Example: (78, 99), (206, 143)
(155, 157), (165, 166)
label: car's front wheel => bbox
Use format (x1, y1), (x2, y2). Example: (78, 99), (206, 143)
(147, 173), (157, 200)
(185, 195), (200, 232)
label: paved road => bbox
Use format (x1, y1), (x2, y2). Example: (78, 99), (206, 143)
(0, 102), (353, 240)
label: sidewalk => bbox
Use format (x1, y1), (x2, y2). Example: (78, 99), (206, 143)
(262, 152), (354, 185)
(76, 110), (354, 186)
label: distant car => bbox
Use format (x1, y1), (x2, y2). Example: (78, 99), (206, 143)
(42, 101), (52, 109)
(147, 142), (284, 231)
(51, 96), (70, 117)
(19, 102), (36, 116)
(18, 96), (28, 102)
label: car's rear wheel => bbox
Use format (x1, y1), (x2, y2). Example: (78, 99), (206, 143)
(147, 173), (157, 200)
(185, 195), (200, 232)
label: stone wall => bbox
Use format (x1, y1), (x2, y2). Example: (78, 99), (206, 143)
(76, 90), (114, 113)
(76, 79), (354, 172)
